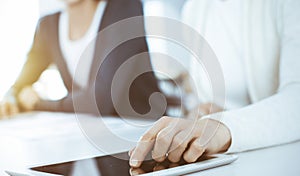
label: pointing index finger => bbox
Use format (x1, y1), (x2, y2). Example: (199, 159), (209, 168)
(129, 116), (171, 167)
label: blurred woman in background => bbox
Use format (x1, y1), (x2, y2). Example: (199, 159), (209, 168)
(0, 0), (162, 119)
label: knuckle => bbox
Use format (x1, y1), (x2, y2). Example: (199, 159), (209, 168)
(160, 116), (171, 122)
(178, 142), (189, 152)
(172, 136), (185, 149)
(139, 133), (153, 142)
(172, 138), (181, 147)
(156, 132), (170, 145)
(152, 149), (166, 160)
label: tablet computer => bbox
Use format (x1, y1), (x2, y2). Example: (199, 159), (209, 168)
(26, 152), (237, 176)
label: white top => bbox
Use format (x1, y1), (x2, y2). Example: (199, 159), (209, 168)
(183, 0), (300, 153)
(59, 1), (107, 88)
(187, 0), (250, 110)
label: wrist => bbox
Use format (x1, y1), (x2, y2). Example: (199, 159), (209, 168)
(3, 88), (17, 103)
(198, 118), (232, 153)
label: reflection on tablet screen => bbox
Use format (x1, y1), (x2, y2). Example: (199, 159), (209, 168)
(31, 152), (215, 176)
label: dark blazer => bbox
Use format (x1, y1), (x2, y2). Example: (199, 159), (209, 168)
(13, 0), (165, 118)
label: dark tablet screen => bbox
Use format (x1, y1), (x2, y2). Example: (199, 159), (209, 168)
(31, 152), (215, 176)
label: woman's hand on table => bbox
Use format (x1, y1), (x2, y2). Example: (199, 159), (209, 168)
(0, 89), (19, 119)
(17, 86), (40, 112)
(0, 101), (19, 119)
(129, 117), (231, 168)
(0, 86), (40, 119)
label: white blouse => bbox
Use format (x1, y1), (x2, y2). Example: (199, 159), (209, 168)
(59, 1), (107, 88)
(183, 0), (300, 153)
(185, 0), (251, 110)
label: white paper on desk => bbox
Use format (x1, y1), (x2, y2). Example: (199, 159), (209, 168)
(0, 112), (82, 141)
(0, 112), (154, 143)
(76, 113), (154, 143)
(74, 114), (155, 153)
(0, 112), (158, 172)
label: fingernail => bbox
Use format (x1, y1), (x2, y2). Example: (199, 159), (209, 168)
(130, 170), (139, 176)
(130, 159), (139, 167)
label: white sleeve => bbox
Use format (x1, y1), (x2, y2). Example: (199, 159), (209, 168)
(204, 0), (300, 153)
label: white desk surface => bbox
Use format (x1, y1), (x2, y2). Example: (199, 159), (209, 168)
(0, 112), (299, 176)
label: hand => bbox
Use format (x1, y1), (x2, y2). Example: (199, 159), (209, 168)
(187, 103), (223, 119)
(0, 89), (19, 119)
(0, 101), (19, 119)
(129, 116), (231, 168)
(17, 86), (40, 111)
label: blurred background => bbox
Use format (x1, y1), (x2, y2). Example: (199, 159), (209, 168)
(0, 0), (189, 103)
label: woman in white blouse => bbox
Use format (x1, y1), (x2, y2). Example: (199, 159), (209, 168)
(130, 0), (300, 167)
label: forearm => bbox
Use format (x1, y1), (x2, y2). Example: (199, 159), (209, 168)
(34, 90), (104, 115)
(204, 85), (300, 153)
